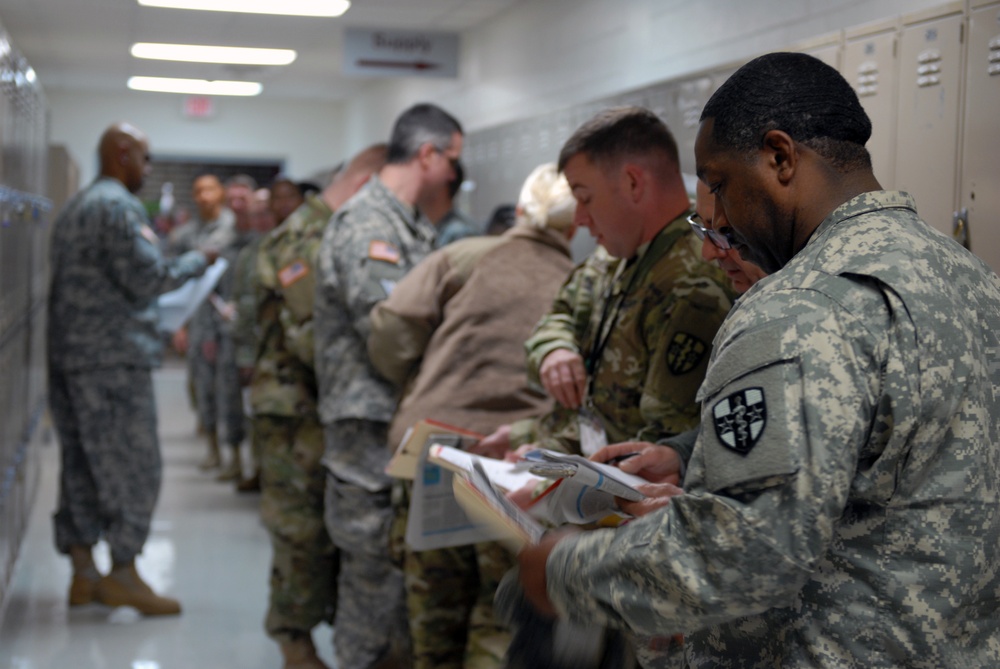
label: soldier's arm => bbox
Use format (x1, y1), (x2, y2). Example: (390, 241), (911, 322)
(231, 245), (259, 368)
(280, 306), (315, 368)
(368, 248), (455, 388)
(105, 199), (208, 301)
(524, 254), (604, 385)
(330, 212), (411, 343)
(536, 290), (883, 636)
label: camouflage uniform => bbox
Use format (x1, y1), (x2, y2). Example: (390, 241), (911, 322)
(369, 225), (575, 669)
(509, 214), (735, 453)
(254, 194), (338, 644)
(47, 177), (207, 563)
(185, 209), (238, 442)
(315, 175), (436, 669)
(544, 192), (1000, 668)
(215, 228), (257, 449)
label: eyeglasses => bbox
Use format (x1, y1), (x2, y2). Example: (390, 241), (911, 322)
(432, 146), (461, 174)
(687, 212), (735, 251)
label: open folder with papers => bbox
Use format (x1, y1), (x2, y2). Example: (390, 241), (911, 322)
(425, 444), (648, 548)
(403, 434), (540, 551)
(157, 257), (229, 333)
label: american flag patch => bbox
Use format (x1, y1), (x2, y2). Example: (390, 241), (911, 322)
(278, 260), (309, 287)
(369, 240), (400, 264)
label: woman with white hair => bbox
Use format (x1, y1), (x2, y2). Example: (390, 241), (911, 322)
(367, 162), (578, 669)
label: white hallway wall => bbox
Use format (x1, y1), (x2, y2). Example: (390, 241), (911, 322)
(47, 90), (345, 185)
(340, 0), (948, 153)
(48, 0), (948, 183)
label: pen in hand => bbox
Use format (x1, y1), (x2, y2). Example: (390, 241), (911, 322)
(605, 452), (640, 466)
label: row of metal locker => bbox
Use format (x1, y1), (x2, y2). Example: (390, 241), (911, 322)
(464, 0), (1000, 273)
(0, 16), (51, 617)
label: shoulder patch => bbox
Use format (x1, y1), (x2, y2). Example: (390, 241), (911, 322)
(369, 240), (400, 264)
(278, 259), (309, 288)
(139, 224), (159, 245)
(712, 387), (767, 455)
(665, 331), (707, 375)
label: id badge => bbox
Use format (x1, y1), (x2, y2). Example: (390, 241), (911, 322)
(578, 403), (608, 457)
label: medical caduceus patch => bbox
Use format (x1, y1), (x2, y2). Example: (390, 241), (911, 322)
(712, 387), (767, 455)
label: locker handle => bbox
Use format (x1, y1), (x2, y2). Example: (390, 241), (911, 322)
(952, 208), (969, 249)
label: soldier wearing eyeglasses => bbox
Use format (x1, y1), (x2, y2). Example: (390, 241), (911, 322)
(520, 52), (1000, 669)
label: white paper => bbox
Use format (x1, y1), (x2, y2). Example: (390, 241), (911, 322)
(428, 444), (540, 492)
(406, 437), (505, 551)
(157, 257), (229, 333)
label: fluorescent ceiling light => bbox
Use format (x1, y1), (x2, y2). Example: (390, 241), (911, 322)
(131, 43), (296, 65)
(127, 76), (262, 96)
(137, 0), (350, 17)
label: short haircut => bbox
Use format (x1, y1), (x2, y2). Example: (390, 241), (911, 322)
(386, 103), (463, 164)
(269, 175), (298, 191)
(701, 52), (872, 171)
(485, 204), (516, 235)
(191, 172), (222, 188)
(557, 106), (680, 174)
(225, 173), (258, 191)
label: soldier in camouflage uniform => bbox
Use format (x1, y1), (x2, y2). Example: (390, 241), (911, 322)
(252, 145), (386, 669)
(368, 163), (577, 669)
(205, 175), (260, 482)
(518, 52), (1000, 668)
(47, 122), (213, 616)
(471, 108), (732, 669)
(476, 108), (735, 462)
(230, 187), (282, 492)
(590, 180), (770, 481)
(173, 173), (237, 469)
(314, 104), (463, 669)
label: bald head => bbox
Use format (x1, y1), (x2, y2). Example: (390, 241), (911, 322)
(99, 122), (150, 193)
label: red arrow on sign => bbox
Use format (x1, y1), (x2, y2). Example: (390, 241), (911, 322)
(356, 59), (440, 70)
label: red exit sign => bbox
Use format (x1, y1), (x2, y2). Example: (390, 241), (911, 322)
(183, 96), (215, 118)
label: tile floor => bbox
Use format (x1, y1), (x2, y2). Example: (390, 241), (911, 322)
(0, 363), (335, 668)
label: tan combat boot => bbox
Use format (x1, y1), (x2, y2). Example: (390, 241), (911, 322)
(216, 444), (242, 482)
(280, 636), (330, 669)
(96, 562), (182, 616)
(199, 431), (221, 470)
(68, 544), (103, 606)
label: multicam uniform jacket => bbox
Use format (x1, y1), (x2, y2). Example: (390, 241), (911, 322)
(252, 194), (333, 417)
(509, 213), (735, 453)
(545, 192), (1000, 668)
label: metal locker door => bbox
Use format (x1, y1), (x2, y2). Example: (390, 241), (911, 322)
(673, 75), (716, 180)
(845, 19), (900, 188)
(894, 4), (965, 236)
(959, 1), (1000, 273)
(793, 32), (843, 71)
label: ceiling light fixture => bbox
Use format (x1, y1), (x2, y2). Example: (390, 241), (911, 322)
(127, 76), (262, 96)
(131, 43), (296, 65)
(137, 0), (350, 18)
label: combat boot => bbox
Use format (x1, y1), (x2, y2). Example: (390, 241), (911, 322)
(96, 562), (182, 616)
(199, 431), (221, 470)
(236, 470), (261, 493)
(216, 444), (242, 482)
(68, 544), (103, 606)
(69, 571), (104, 606)
(280, 636), (330, 669)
